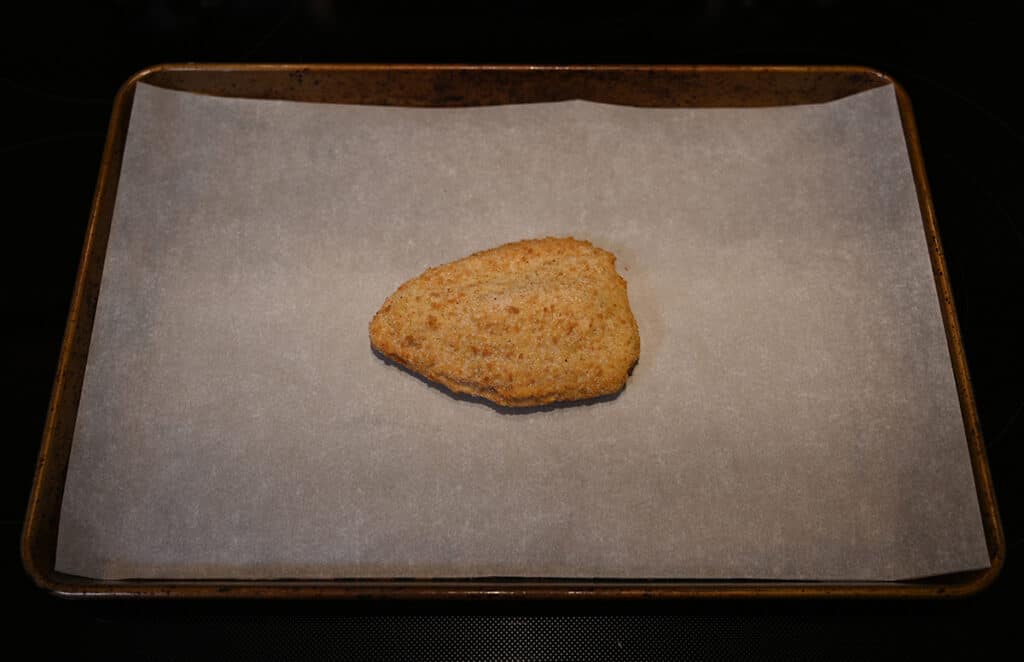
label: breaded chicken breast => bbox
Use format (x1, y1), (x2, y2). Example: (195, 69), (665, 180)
(370, 237), (640, 407)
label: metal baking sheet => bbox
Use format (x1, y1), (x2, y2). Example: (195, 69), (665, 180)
(51, 79), (990, 582)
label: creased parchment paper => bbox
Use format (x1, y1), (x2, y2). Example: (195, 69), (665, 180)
(56, 82), (990, 580)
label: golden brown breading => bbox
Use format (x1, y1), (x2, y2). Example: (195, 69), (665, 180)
(370, 237), (640, 407)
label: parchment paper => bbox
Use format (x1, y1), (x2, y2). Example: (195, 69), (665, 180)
(55, 82), (991, 580)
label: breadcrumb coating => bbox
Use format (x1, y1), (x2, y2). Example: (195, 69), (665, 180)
(370, 237), (640, 407)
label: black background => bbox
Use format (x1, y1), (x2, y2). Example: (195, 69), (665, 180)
(3, 1), (1021, 658)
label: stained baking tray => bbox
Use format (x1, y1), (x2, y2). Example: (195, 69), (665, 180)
(22, 64), (1003, 598)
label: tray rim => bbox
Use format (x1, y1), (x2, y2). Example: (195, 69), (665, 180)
(21, 62), (1005, 599)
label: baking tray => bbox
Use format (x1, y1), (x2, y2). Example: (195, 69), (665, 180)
(22, 64), (1004, 599)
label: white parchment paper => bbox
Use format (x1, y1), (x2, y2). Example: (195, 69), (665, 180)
(55, 82), (990, 580)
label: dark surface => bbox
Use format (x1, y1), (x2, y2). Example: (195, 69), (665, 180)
(3, 1), (1020, 658)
